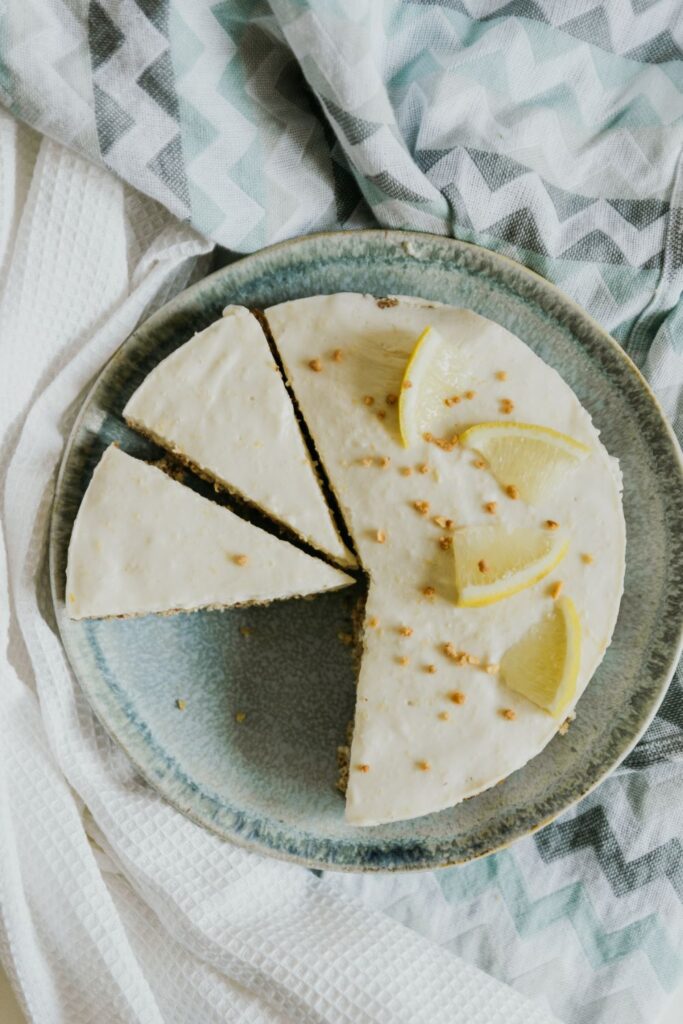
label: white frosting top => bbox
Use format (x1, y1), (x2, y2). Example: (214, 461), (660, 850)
(266, 294), (626, 826)
(123, 305), (352, 565)
(66, 446), (353, 620)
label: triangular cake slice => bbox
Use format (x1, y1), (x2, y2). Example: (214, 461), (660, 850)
(123, 305), (353, 566)
(66, 446), (354, 620)
(266, 294), (625, 826)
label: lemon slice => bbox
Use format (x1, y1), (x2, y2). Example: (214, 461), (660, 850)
(459, 422), (590, 504)
(453, 525), (569, 607)
(500, 597), (581, 717)
(398, 326), (467, 447)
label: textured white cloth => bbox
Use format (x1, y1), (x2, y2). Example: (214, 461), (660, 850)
(0, 113), (561, 1023)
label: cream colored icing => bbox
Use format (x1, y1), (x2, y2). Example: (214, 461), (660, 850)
(66, 446), (354, 620)
(123, 305), (353, 566)
(265, 294), (626, 826)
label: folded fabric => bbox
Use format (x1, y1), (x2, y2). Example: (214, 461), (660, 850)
(1, 3), (682, 1022)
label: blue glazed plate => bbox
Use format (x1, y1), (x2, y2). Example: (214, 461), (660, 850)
(50, 230), (683, 871)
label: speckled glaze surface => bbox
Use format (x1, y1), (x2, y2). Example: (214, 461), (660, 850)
(50, 230), (683, 871)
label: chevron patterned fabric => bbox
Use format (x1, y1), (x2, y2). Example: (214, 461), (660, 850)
(1, 1), (682, 1021)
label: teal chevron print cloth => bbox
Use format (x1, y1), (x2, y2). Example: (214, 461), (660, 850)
(2, 2), (682, 1022)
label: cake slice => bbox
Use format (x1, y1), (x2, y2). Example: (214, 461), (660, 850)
(265, 294), (625, 826)
(66, 446), (354, 620)
(123, 305), (353, 566)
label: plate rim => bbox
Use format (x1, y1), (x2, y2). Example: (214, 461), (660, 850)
(49, 228), (683, 872)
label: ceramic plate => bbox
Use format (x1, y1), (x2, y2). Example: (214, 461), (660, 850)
(50, 230), (683, 871)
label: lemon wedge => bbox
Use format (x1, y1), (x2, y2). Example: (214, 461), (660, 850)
(500, 596), (581, 717)
(459, 422), (590, 504)
(398, 326), (467, 447)
(452, 525), (569, 607)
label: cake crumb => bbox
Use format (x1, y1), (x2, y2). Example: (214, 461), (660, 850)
(422, 586), (436, 598)
(545, 519), (560, 530)
(467, 654), (480, 666)
(235, 711), (247, 723)
(376, 297), (398, 308)
(379, 456), (391, 469)
(478, 559), (490, 574)
(464, 390), (476, 400)
(308, 358), (323, 372)
(356, 763), (370, 772)
(439, 536), (452, 551)
(402, 379), (413, 391)
(425, 664), (437, 674)
(376, 410), (386, 420)
(397, 655), (409, 666)
(332, 348), (343, 363)
(416, 760), (431, 771)
(438, 711), (450, 721)
(432, 515), (452, 529)
(386, 393), (398, 405)
(398, 625), (413, 637)
(473, 459), (486, 469)
(549, 580), (564, 600)
(500, 398), (514, 414)
(400, 466), (413, 476)
(234, 554), (249, 566)
(368, 616), (380, 629)
(413, 500), (430, 516)
(443, 642), (458, 659)
(363, 395), (375, 406)
(484, 501), (497, 514)
(427, 433), (458, 452)
(485, 663), (500, 675)
(175, 699), (187, 711)
(501, 708), (517, 721)
(581, 552), (595, 564)
(505, 484), (520, 500)
(559, 712), (575, 735)
(375, 530), (387, 543)
(449, 690), (466, 704)
(359, 456), (373, 467)
(418, 463), (430, 475)
(495, 370), (507, 381)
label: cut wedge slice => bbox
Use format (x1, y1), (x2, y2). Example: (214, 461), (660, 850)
(398, 325), (468, 447)
(66, 446), (354, 620)
(459, 422), (590, 504)
(123, 306), (353, 566)
(453, 524), (569, 607)
(500, 596), (581, 718)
